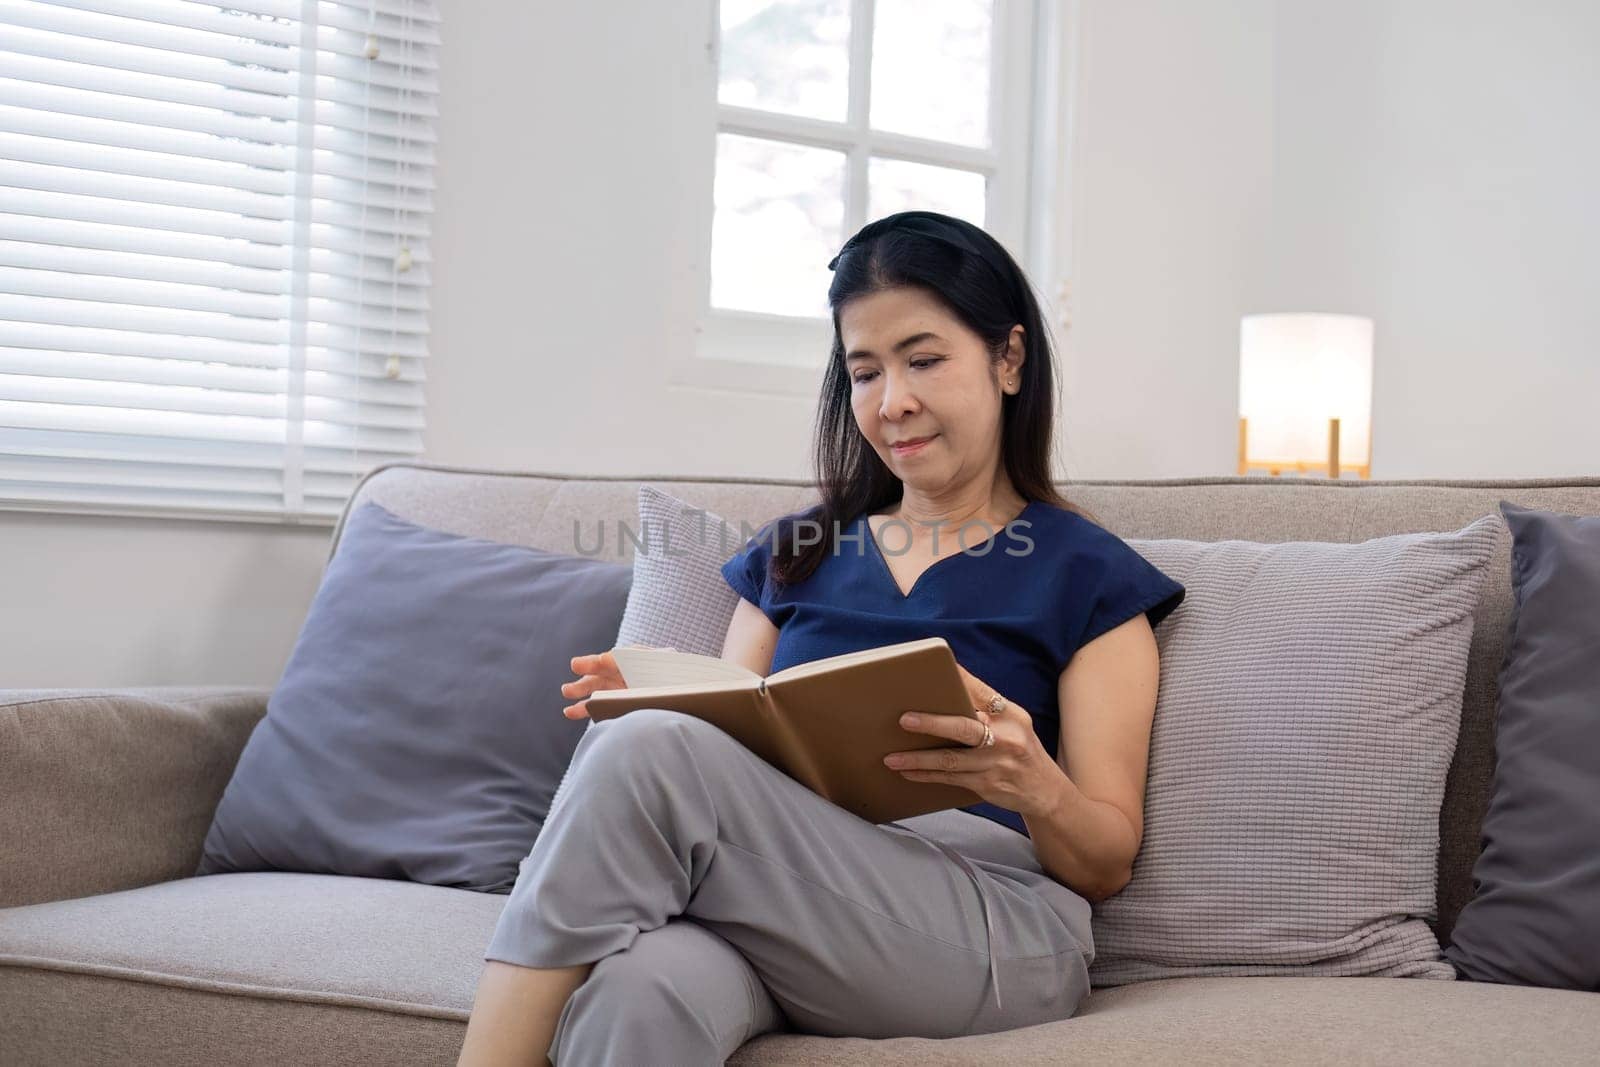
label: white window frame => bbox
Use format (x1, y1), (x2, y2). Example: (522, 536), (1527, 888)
(671, 0), (1061, 398)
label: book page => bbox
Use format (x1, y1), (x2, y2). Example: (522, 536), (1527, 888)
(588, 678), (757, 705)
(765, 636), (949, 685)
(610, 645), (763, 689)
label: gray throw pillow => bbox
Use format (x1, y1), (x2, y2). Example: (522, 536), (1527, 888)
(1444, 502), (1600, 990)
(196, 501), (632, 893)
(614, 485), (767, 657)
(1088, 515), (1501, 985)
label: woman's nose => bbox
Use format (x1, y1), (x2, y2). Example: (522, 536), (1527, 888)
(879, 372), (919, 419)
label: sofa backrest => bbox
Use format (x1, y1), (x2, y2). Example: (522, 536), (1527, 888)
(333, 462), (1600, 947)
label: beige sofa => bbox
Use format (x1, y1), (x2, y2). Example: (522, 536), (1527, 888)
(5, 463), (1600, 1066)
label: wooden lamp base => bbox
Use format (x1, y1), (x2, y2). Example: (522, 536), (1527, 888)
(1237, 416), (1371, 479)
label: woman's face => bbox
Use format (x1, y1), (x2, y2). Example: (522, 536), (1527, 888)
(838, 285), (1024, 495)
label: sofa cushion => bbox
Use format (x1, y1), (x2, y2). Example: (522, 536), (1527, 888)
(4, 876), (1599, 1065)
(735, 973), (1600, 1064)
(1087, 515), (1502, 986)
(0, 873), (498, 1014)
(0, 872), (495, 1066)
(196, 501), (633, 893)
(1445, 502), (1600, 989)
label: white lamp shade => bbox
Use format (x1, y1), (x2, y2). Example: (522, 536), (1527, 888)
(1239, 313), (1374, 468)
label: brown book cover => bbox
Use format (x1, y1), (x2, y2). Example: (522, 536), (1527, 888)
(584, 637), (986, 824)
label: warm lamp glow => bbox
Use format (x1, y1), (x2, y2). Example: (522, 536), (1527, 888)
(1238, 313), (1374, 476)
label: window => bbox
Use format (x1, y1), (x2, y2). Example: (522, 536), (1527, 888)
(686, 0), (1047, 387)
(0, 0), (438, 523)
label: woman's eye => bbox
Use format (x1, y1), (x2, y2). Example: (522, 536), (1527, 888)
(852, 358), (939, 385)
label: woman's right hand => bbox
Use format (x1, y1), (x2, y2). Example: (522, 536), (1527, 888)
(561, 645), (675, 719)
(561, 649), (626, 720)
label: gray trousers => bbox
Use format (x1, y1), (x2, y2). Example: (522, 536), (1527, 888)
(483, 708), (1095, 1065)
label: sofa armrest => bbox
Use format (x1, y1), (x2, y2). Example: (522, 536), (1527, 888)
(0, 686), (269, 909)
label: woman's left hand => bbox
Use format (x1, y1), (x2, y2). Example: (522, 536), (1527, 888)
(884, 661), (1065, 819)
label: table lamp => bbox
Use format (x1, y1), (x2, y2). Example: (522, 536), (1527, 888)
(1238, 313), (1374, 478)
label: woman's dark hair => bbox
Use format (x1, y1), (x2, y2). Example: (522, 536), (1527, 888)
(766, 210), (1097, 587)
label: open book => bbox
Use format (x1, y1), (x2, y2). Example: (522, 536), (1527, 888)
(584, 637), (986, 824)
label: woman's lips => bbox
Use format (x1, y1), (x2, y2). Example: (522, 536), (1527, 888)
(891, 435), (937, 456)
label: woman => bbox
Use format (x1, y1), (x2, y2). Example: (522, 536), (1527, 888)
(457, 210), (1186, 1065)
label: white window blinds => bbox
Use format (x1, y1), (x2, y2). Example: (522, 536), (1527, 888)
(0, 0), (438, 522)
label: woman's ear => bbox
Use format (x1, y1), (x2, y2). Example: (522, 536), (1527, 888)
(1003, 325), (1026, 387)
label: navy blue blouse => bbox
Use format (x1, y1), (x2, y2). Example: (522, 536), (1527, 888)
(719, 499), (1186, 837)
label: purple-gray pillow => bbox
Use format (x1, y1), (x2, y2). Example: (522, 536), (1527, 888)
(196, 501), (632, 893)
(1444, 502), (1600, 990)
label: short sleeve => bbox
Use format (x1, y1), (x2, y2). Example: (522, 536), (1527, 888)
(720, 519), (778, 615)
(1078, 535), (1186, 650)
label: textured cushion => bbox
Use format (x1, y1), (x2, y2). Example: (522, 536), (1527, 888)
(614, 484), (762, 657)
(196, 501), (632, 893)
(4, 875), (1600, 1066)
(1444, 502), (1600, 990)
(1087, 514), (1502, 985)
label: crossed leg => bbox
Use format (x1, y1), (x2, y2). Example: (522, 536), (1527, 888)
(475, 709), (1092, 1063)
(549, 917), (786, 1065)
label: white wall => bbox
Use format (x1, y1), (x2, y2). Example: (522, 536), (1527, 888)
(4, 0), (1595, 687)
(1261, 0), (1600, 477)
(1055, 0), (1277, 478)
(0, 513), (330, 688)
